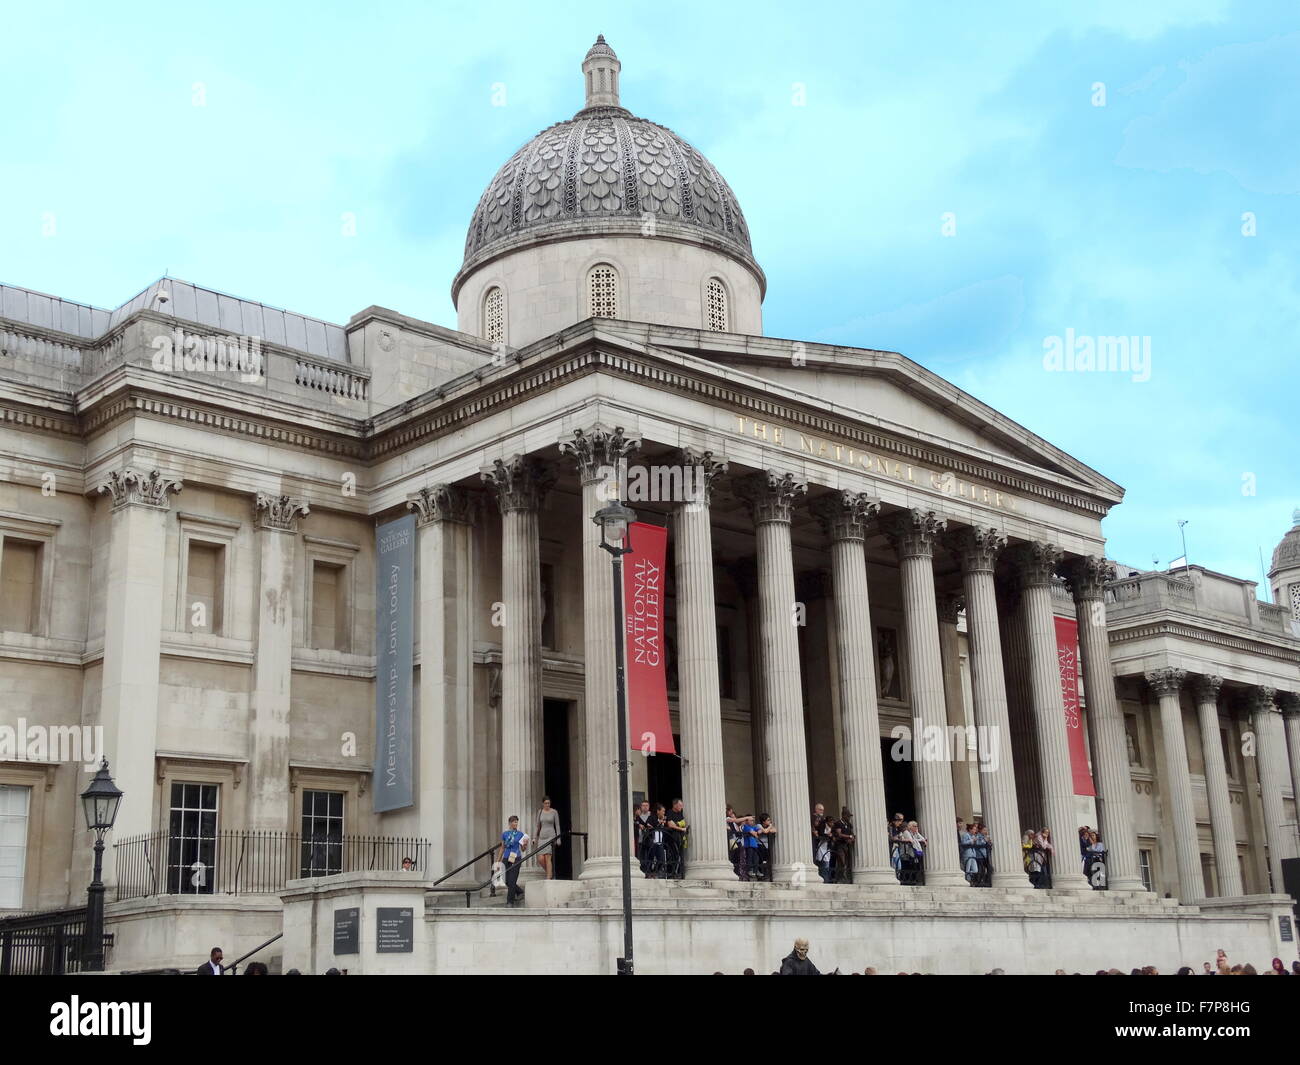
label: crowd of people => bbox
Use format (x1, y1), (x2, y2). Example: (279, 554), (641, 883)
(719, 941), (1300, 976)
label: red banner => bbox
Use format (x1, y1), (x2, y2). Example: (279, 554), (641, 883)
(1055, 616), (1094, 796)
(623, 523), (674, 755)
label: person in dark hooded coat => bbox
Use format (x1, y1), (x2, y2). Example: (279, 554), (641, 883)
(779, 937), (821, 975)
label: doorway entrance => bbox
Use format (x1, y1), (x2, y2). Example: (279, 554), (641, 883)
(880, 735), (916, 826)
(542, 699), (573, 880)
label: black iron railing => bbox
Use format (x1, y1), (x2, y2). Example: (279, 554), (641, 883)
(0, 908), (112, 975)
(113, 831), (432, 900)
(428, 831), (590, 907)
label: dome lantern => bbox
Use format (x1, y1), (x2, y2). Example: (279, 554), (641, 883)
(581, 34), (622, 110)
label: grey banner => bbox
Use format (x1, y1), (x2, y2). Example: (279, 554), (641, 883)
(374, 513), (415, 811)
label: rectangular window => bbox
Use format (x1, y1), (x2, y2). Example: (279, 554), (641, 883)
(167, 783), (219, 894)
(311, 562), (348, 651)
(300, 790), (344, 877)
(0, 539), (41, 633)
(0, 785), (32, 908)
(185, 541), (224, 634)
(540, 563), (556, 649)
(1138, 848), (1153, 893)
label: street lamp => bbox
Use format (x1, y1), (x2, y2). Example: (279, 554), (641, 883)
(594, 499), (637, 975)
(80, 758), (122, 972)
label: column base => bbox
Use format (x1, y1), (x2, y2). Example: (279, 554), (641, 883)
(685, 859), (739, 881)
(1106, 876), (1148, 893)
(577, 856), (626, 881)
(1046, 872), (1092, 892)
(853, 867), (899, 887)
(921, 869), (970, 888)
(990, 871), (1031, 889)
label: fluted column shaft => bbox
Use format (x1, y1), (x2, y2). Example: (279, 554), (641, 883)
(672, 451), (732, 878)
(885, 510), (963, 886)
(738, 472), (811, 882)
(1191, 675), (1241, 897)
(815, 492), (893, 884)
(953, 528), (1024, 887)
(250, 495), (309, 830)
(1146, 668), (1201, 901)
(1063, 557), (1145, 891)
(1014, 543), (1088, 889)
(559, 426), (639, 879)
(1250, 687), (1292, 891)
(482, 456), (551, 878)
(1282, 695), (1300, 847)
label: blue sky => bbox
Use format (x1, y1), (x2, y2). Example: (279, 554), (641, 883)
(2, 1), (1296, 588)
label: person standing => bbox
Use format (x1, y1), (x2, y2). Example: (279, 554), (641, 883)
(665, 798), (689, 878)
(634, 800), (654, 875)
(755, 813), (777, 882)
(811, 803), (834, 883)
(643, 804), (668, 878)
(196, 947), (223, 975)
(498, 815), (530, 905)
(779, 938), (821, 975)
(534, 796), (561, 880)
(832, 807), (855, 884)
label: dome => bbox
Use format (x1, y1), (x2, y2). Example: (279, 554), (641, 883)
(453, 37), (762, 302)
(1269, 508), (1300, 576)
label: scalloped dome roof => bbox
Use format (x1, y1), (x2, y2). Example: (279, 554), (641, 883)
(1270, 508), (1300, 575)
(456, 37), (760, 296)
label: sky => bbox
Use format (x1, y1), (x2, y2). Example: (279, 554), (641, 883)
(1, 1), (1296, 589)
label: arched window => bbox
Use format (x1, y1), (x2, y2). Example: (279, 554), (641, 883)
(588, 264), (618, 319)
(706, 277), (728, 332)
(483, 286), (504, 344)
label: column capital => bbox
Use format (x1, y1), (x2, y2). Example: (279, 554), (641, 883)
(1277, 690), (1300, 717)
(810, 490), (881, 542)
(936, 591), (965, 625)
(1060, 555), (1116, 601)
(882, 508), (947, 559)
(407, 484), (477, 526)
(97, 467), (183, 511)
(254, 493), (310, 533)
(1247, 685), (1280, 716)
(948, 525), (1007, 574)
(1008, 541), (1063, 588)
(1190, 673), (1223, 704)
(480, 455), (555, 512)
(1145, 667), (1187, 698)
(677, 448), (728, 509)
(734, 470), (806, 524)
(558, 423), (640, 484)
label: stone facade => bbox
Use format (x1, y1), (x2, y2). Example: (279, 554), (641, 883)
(1, 38), (1297, 975)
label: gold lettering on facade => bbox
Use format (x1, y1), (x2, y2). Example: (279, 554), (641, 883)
(731, 416), (1017, 511)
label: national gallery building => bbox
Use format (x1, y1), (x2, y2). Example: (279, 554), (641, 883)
(1, 39), (1298, 975)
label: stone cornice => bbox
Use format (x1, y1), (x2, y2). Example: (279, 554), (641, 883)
(1106, 617), (1300, 666)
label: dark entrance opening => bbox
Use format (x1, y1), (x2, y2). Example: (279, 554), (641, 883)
(542, 698), (573, 880)
(646, 734), (683, 814)
(880, 735), (916, 825)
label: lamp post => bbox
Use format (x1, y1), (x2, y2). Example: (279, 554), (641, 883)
(594, 498), (637, 975)
(80, 758), (122, 972)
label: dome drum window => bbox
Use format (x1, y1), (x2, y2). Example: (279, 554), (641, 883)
(588, 265), (618, 319)
(484, 287), (505, 344)
(706, 277), (728, 332)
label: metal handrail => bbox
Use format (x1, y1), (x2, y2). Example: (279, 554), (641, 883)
(224, 932), (284, 975)
(426, 831), (589, 908)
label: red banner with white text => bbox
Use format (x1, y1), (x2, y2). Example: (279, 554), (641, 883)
(1055, 616), (1095, 796)
(623, 522), (675, 755)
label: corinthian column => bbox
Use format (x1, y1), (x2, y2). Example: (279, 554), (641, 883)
(735, 470), (811, 883)
(96, 468), (182, 865)
(1061, 556), (1145, 891)
(1248, 686), (1292, 891)
(1189, 675), (1241, 896)
(811, 491), (893, 884)
(1010, 542), (1088, 890)
(671, 449), (733, 878)
(481, 455), (553, 875)
(1280, 692), (1300, 845)
(249, 493), (309, 831)
(882, 509), (964, 887)
(408, 485), (477, 877)
(1145, 667), (1201, 902)
(558, 425), (639, 880)
(949, 527), (1025, 887)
